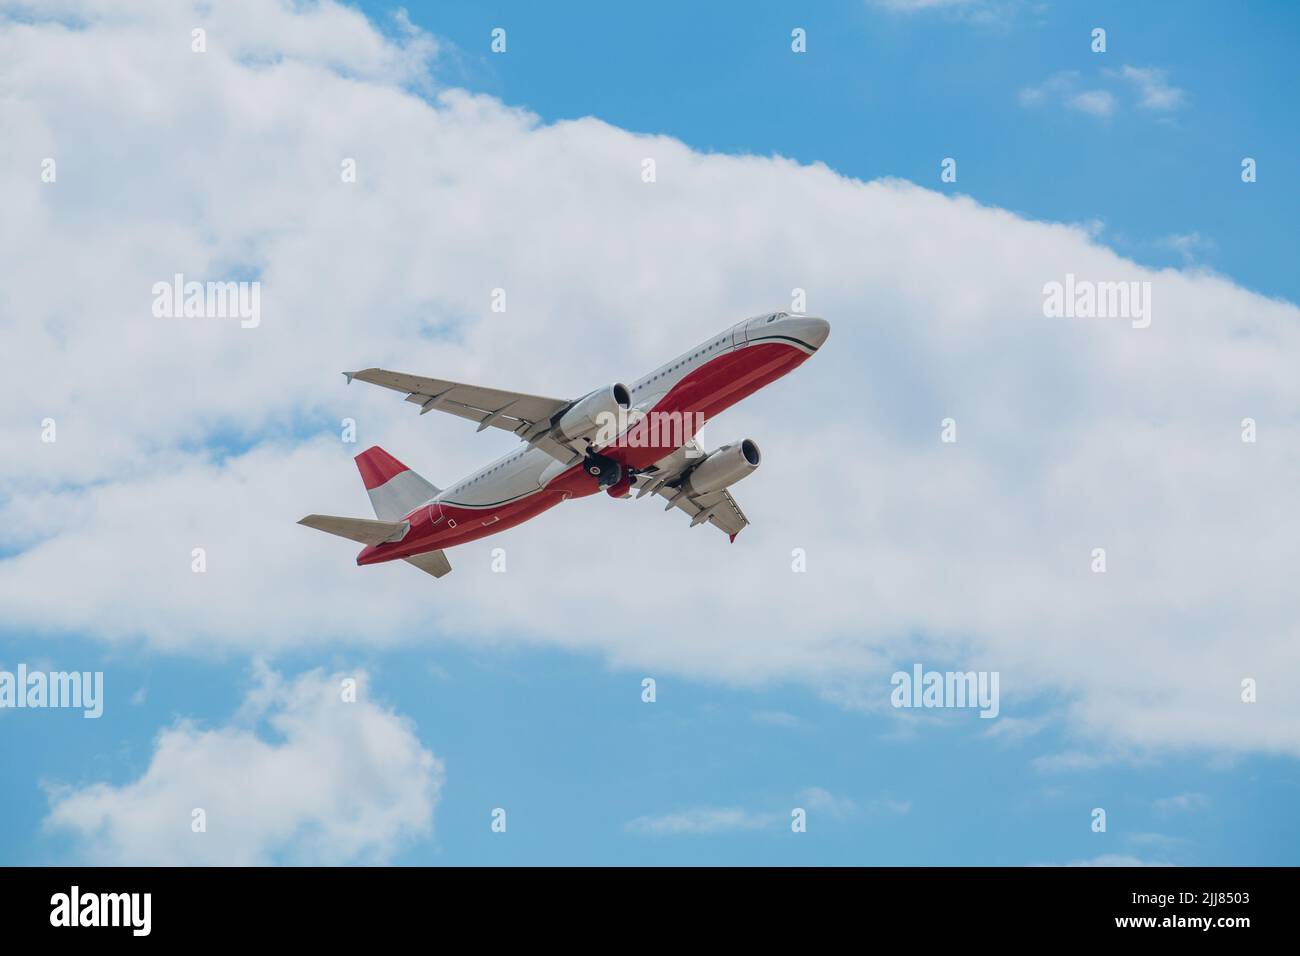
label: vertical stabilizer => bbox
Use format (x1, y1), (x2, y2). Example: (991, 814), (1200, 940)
(354, 446), (440, 521)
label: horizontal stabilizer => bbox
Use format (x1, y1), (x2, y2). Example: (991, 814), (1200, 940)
(405, 549), (452, 578)
(298, 514), (409, 546)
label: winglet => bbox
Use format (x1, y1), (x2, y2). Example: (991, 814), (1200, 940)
(342, 371), (355, 384)
(729, 533), (737, 543)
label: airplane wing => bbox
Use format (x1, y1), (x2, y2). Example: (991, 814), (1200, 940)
(345, 368), (585, 464)
(633, 439), (752, 541)
(658, 486), (750, 540)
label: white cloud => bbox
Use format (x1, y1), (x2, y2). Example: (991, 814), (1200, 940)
(873, 0), (980, 10)
(984, 714), (1052, 741)
(1153, 792), (1210, 813)
(1019, 72), (1114, 117)
(1055, 854), (1174, 867)
(628, 789), (904, 833)
(626, 806), (778, 835)
(1068, 89), (1116, 118)
(1021, 65), (1185, 118)
(799, 786), (857, 819)
(1117, 65), (1186, 111)
(1127, 832), (1189, 850)
(1031, 750), (1140, 774)
(3, 1), (1299, 764)
(44, 664), (443, 864)
(799, 786), (911, 819)
(870, 0), (1021, 20)
(1155, 231), (1214, 265)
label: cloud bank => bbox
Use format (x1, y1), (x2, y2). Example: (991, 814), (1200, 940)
(2, 1), (1298, 764)
(44, 665), (443, 864)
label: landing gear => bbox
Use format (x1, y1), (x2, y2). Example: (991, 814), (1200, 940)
(584, 450), (623, 489)
(605, 472), (634, 499)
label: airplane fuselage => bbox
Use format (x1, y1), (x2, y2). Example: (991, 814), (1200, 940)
(357, 312), (829, 565)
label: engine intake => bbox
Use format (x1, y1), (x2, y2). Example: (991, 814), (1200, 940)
(555, 384), (632, 441)
(685, 439), (761, 495)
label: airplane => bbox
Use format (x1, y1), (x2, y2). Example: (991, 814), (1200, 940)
(299, 311), (830, 578)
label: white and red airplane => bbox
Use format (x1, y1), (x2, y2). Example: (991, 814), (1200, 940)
(300, 311), (829, 578)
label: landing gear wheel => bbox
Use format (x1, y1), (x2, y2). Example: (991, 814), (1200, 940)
(584, 452), (623, 489)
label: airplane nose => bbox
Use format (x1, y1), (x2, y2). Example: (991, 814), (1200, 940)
(789, 315), (830, 350)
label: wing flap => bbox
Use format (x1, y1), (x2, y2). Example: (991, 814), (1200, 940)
(659, 487), (749, 538)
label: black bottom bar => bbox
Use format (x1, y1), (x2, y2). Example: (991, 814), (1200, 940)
(0, 866), (1283, 941)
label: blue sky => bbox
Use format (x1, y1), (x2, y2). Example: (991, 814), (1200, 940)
(2, 0), (1299, 866)
(6, 637), (1299, 865)
(385, 0), (1300, 302)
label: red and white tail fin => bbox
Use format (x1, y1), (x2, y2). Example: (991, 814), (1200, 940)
(354, 446), (440, 522)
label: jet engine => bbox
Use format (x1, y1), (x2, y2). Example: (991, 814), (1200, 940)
(554, 384), (632, 441)
(685, 439), (761, 495)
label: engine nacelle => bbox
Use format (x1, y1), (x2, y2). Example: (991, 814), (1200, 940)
(554, 384), (631, 441)
(685, 439), (761, 495)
